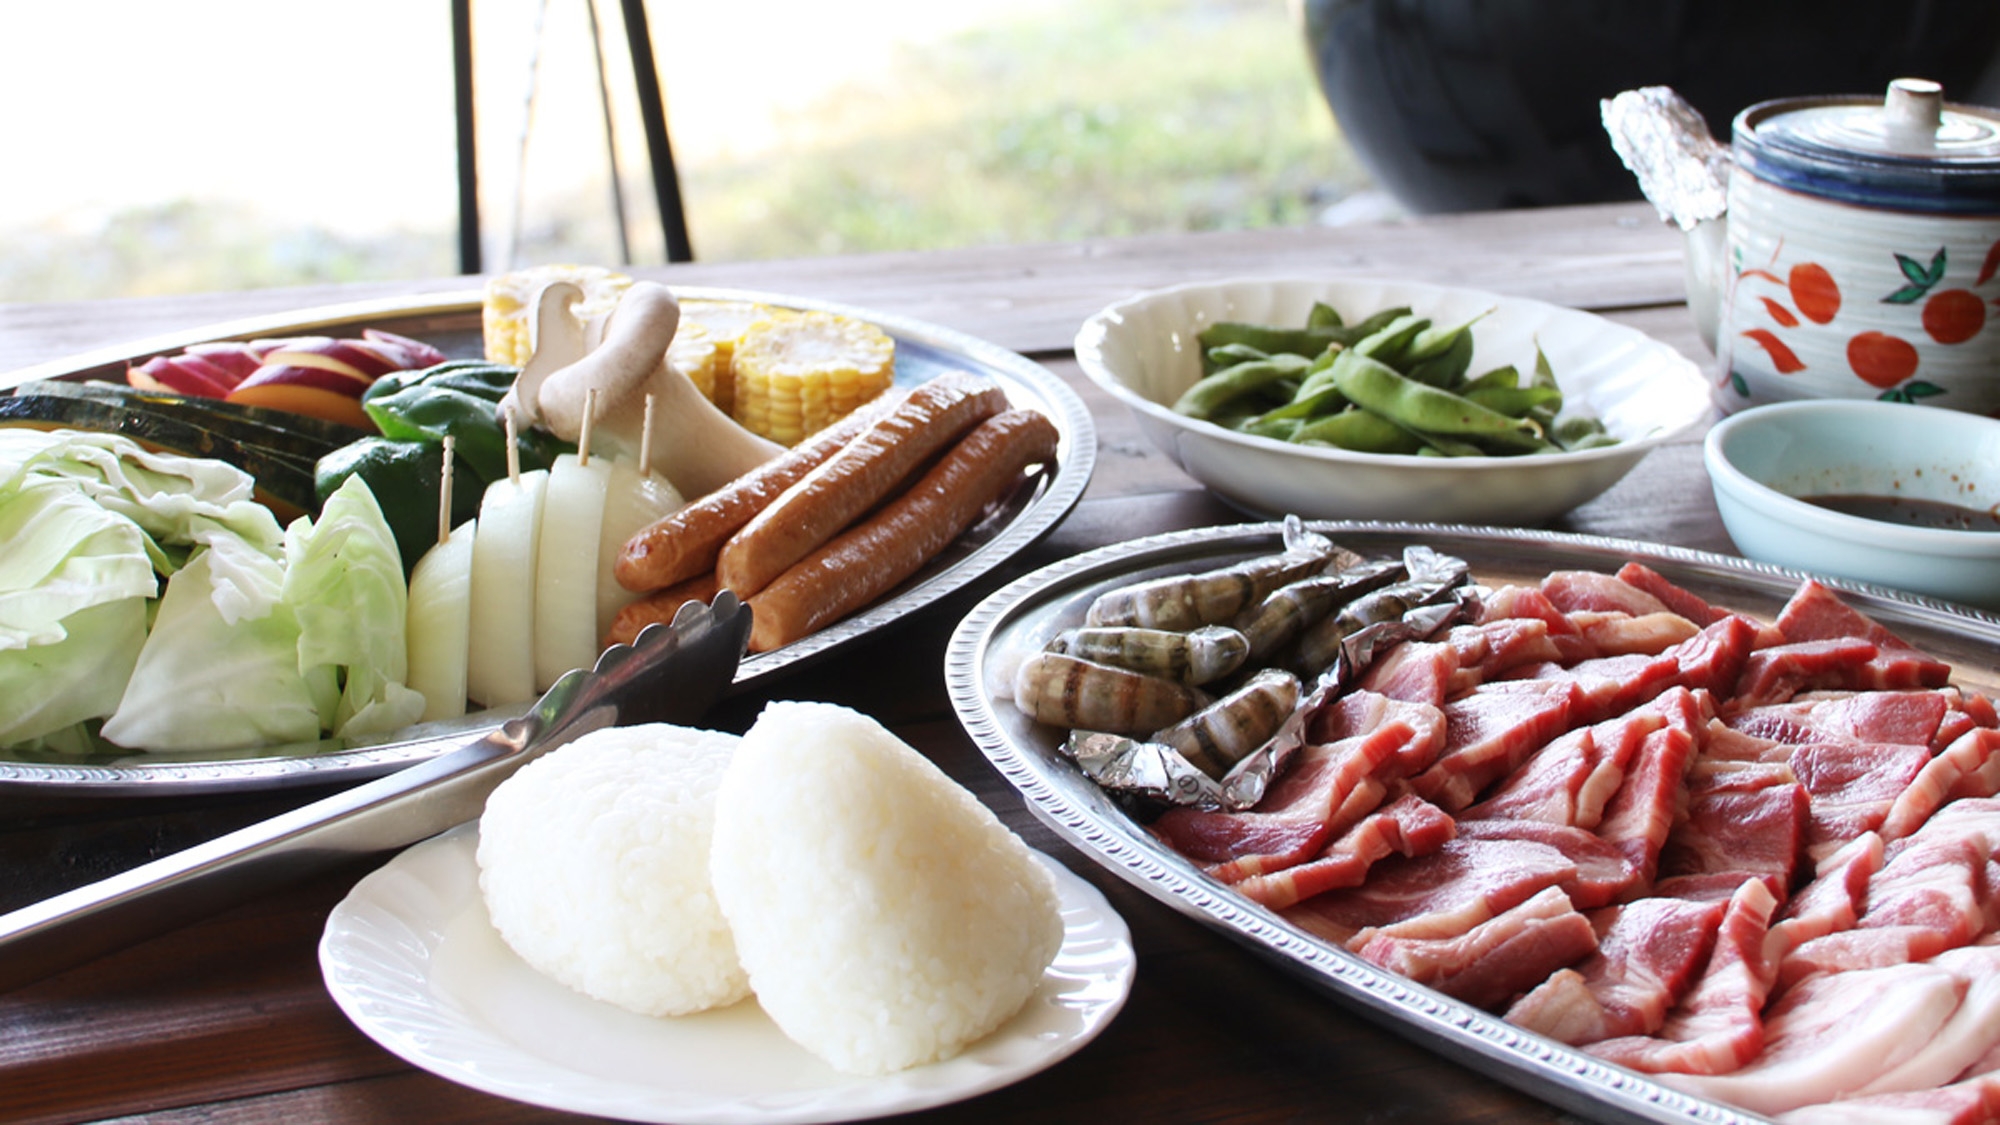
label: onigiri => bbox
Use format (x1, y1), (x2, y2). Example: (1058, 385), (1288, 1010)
(709, 700), (1064, 1075)
(475, 721), (749, 1017)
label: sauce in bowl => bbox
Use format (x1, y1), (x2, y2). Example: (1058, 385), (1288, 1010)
(1801, 494), (2000, 532)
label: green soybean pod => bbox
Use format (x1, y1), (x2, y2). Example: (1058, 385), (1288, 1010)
(1465, 384), (1564, 418)
(1403, 325), (1477, 389)
(1203, 342), (1270, 375)
(1461, 365), (1520, 393)
(1291, 407), (1424, 454)
(1196, 322), (1345, 359)
(1306, 301), (1344, 330)
(1331, 356), (1545, 453)
(1241, 414), (1305, 441)
(1173, 354), (1312, 419)
(1351, 313), (1432, 370)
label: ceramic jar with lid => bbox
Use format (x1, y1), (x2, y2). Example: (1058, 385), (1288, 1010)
(1698, 80), (2000, 415)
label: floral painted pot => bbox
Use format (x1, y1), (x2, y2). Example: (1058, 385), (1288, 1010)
(1694, 80), (2000, 415)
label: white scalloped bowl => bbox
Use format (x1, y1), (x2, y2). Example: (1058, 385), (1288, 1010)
(1074, 277), (1713, 525)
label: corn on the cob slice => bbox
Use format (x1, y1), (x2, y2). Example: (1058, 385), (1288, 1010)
(482, 264), (631, 366)
(730, 311), (895, 445)
(666, 321), (724, 406)
(678, 299), (785, 418)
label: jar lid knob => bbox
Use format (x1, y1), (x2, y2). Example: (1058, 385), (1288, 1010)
(1884, 77), (1944, 151)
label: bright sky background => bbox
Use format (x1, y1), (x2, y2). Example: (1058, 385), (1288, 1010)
(0, 0), (1050, 238)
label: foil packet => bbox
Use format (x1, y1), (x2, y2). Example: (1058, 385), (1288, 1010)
(1601, 85), (1731, 230)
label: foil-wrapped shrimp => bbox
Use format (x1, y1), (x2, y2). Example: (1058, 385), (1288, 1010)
(1231, 556), (1406, 662)
(1086, 521), (1359, 631)
(1292, 546), (1473, 678)
(1044, 623), (1250, 686)
(1150, 668), (1302, 779)
(1013, 651), (1209, 734)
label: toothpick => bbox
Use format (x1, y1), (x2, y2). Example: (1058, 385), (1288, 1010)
(639, 392), (657, 478)
(437, 434), (456, 547)
(579, 387), (598, 466)
(504, 406), (521, 484)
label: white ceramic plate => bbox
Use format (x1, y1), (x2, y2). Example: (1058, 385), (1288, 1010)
(1074, 277), (1712, 525)
(320, 824), (1135, 1124)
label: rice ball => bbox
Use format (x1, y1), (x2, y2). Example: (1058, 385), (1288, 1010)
(709, 700), (1064, 1075)
(476, 722), (749, 1017)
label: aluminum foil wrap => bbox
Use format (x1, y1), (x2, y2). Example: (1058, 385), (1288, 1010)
(1065, 543), (1475, 813)
(1601, 86), (1731, 230)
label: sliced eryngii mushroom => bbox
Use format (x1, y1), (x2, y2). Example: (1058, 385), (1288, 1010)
(536, 281), (784, 497)
(497, 280), (590, 431)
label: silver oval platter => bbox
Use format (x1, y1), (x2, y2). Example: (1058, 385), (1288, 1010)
(0, 286), (1094, 794)
(944, 519), (2000, 1125)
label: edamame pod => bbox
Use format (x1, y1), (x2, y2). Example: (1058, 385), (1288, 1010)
(1173, 353), (1312, 419)
(1291, 407), (1424, 454)
(1331, 356), (1546, 453)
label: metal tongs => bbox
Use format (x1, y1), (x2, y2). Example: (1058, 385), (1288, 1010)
(0, 593), (754, 994)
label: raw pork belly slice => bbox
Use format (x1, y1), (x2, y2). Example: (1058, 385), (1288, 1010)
(1662, 960), (1966, 1116)
(1856, 943), (2000, 1099)
(1459, 709), (1664, 828)
(1353, 885), (1599, 1010)
(1541, 569), (1674, 616)
(1778, 801), (2000, 987)
(1768, 832), (1887, 959)
(1587, 878), (1782, 1076)
(1787, 740), (1933, 858)
(1407, 679), (1576, 811)
(1300, 689), (1449, 781)
(1614, 562), (1733, 627)
(1152, 693), (1441, 874)
(1725, 690), (1950, 749)
(1230, 793), (1455, 911)
(1440, 617), (1564, 696)
(1596, 723), (1700, 886)
(1887, 728), (2000, 840)
(1568, 611), (1701, 657)
(1734, 638), (1882, 708)
(1477, 584), (1598, 665)
(1355, 639), (1458, 708)
(1657, 767), (1810, 895)
(1517, 616), (1755, 727)
(1280, 835), (1576, 948)
(1775, 579), (1953, 690)
(1457, 819), (1644, 909)
(1505, 894), (1728, 1045)
(1776, 1077), (2000, 1125)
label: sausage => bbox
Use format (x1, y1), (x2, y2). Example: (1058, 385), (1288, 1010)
(612, 389), (896, 592)
(746, 408), (1059, 652)
(715, 371), (1009, 598)
(603, 572), (720, 648)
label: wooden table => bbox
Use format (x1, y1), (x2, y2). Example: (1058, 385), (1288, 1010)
(0, 202), (1728, 1124)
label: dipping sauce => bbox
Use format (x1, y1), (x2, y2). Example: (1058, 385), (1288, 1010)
(1801, 493), (2000, 532)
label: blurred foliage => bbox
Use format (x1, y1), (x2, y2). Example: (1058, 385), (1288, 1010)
(2, 0), (1364, 300)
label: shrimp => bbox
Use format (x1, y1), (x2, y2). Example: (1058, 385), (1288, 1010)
(1044, 624), (1250, 686)
(1012, 651), (1209, 734)
(1086, 521), (1358, 631)
(1149, 668), (1302, 778)
(1231, 556), (1406, 661)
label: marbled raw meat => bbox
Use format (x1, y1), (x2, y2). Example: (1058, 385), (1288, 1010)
(1229, 793), (1455, 911)
(1788, 740), (1933, 858)
(1888, 728), (2000, 839)
(1407, 679), (1577, 811)
(1596, 723), (1700, 886)
(1776, 1078), (2000, 1125)
(1505, 894), (1728, 1045)
(1775, 579), (1953, 690)
(1657, 766), (1809, 895)
(1734, 638), (1882, 708)
(1587, 877), (1783, 1075)
(1281, 835), (1575, 948)
(1353, 885), (1599, 1010)
(1542, 569), (1674, 616)
(1768, 832), (1887, 960)
(1726, 690), (1950, 750)
(1662, 960), (1965, 1115)
(1299, 689), (1449, 780)
(1457, 818), (1644, 909)
(1567, 610), (1701, 657)
(1857, 943), (2000, 1098)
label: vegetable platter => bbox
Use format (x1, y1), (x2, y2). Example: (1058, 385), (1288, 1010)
(945, 520), (2000, 1125)
(0, 286), (1094, 795)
